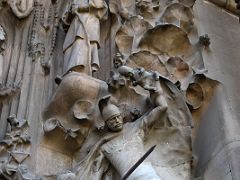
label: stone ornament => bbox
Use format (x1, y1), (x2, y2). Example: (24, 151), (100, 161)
(0, 115), (39, 179)
(138, 24), (194, 56)
(8, 0), (34, 18)
(159, 3), (194, 33)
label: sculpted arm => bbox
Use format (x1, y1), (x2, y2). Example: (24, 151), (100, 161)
(139, 102), (168, 130)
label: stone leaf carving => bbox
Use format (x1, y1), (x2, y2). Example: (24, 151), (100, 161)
(135, 0), (162, 25)
(186, 82), (204, 110)
(165, 56), (193, 89)
(125, 51), (170, 78)
(159, 3), (194, 33)
(138, 24), (194, 57)
(115, 16), (152, 56)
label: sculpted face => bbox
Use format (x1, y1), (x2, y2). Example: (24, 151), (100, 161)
(106, 115), (123, 132)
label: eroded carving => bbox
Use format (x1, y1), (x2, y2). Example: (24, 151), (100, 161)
(0, 82), (21, 101)
(0, 114), (30, 151)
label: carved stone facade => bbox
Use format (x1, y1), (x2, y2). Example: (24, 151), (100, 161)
(0, 0), (239, 180)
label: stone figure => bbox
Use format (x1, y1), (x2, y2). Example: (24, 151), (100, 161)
(62, 0), (108, 76)
(72, 90), (167, 179)
(100, 96), (167, 179)
(118, 66), (168, 107)
(43, 64), (192, 179)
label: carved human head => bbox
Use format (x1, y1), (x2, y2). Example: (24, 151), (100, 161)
(102, 103), (123, 132)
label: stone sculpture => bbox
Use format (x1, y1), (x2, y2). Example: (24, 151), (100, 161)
(42, 61), (192, 179)
(99, 95), (167, 179)
(40, 0), (198, 177)
(62, 0), (108, 75)
(68, 98), (165, 179)
(1, 0), (233, 179)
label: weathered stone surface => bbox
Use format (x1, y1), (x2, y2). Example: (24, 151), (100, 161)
(0, 0), (238, 179)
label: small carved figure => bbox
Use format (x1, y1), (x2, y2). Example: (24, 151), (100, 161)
(119, 66), (168, 107)
(0, 115), (30, 149)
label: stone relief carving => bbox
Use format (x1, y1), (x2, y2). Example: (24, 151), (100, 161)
(73, 95), (167, 180)
(0, 0), (223, 179)
(0, 25), (22, 101)
(39, 0), (214, 179)
(0, 82), (21, 101)
(0, 115), (40, 179)
(43, 61), (193, 179)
